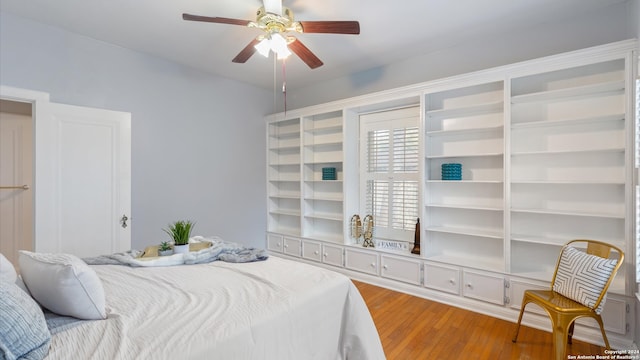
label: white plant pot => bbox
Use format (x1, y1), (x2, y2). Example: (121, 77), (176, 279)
(173, 244), (190, 254)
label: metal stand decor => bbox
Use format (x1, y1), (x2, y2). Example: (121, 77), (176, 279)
(350, 214), (362, 244)
(362, 215), (375, 248)
(411, 218), (421, 254)
(351, 214), (375, 247)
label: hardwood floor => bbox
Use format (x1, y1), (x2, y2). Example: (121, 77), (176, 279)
(353, 280), (605, 360)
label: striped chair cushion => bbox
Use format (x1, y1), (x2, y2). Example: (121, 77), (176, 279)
(552, 246), (617, 314)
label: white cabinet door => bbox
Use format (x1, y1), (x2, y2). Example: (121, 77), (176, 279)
(509, 278), (548, 315)
(345, 248), (378, 275)
(302, 240), (322, 262)
(267, 233), (283, 253)
(424, 262), (460, 295)
(462, 269), (504, 305)
(283, 236), (301, 257)
(381, 255), (421, 285)
(586, 297), (627, 335)
(322, 243), (343, 267)
(34, 101), (131, 257)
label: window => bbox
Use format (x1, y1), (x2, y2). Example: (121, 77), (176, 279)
(359, 107), (420, 241)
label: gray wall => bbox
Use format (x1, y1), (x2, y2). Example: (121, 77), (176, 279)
(0, 12), (272, 249)
(632, 0), (640, 40)
(285, 0), (638, 109)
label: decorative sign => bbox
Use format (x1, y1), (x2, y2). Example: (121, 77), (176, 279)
(374, 239), (410, 252)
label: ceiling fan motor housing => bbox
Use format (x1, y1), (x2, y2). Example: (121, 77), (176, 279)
(254, 6), (301, 33)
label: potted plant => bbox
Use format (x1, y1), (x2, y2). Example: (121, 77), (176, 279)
(162, 220), (195, 254)
(158, 241), (173, 256)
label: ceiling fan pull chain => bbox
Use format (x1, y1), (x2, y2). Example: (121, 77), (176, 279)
(282, 58), (287, 115)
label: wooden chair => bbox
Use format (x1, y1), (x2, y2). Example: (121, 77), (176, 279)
(512, 239), (624, 360)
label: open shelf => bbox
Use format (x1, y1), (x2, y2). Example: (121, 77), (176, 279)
(427, 203), (503, 211)
(510, 113), (624, 129)
(510, 80), (624, 104)
(426, 226), (503, 239)
(425, 101), (503, 119)
(426, 125), (504, 137)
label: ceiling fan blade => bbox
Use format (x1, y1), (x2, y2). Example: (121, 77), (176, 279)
(182, 13), (251, 26)
(262, 0), (282, 15)
(288, 38), (323, 69)
(232, 38), (261, 63)
(299, 21), (360, 35)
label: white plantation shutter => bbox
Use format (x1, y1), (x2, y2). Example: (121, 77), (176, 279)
(392, 180), (419, 230)
(360, 107), (420, 241)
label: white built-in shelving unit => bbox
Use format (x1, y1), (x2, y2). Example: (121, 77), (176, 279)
(302, 110), (345, 243)
(509, 58), (629, 294)
(265, 40), (638, 348)
(424, 80), (505, 273)
(267, 117), (301, 236)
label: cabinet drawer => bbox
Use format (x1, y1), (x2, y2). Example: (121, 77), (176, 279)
(509, 278), (548, 313)
(424, 262), (460, 295)
(579, 296), (627, 335)
(381, 255), (421, 285)
(283, 237), (301, 257)
(345, 248), (378, 275)
(322, 244), (344, 267)
(267, 233), (283, 253)
(302, 240), (322, 262)
(463, 269), (504, 305)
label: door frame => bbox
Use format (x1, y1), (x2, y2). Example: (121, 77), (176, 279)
(0, 85), (132, 256)
(0, 86), (49, 252)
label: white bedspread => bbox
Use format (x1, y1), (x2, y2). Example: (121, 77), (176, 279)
(44, 256), (385, 360)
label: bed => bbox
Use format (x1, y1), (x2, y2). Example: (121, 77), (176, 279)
(0, 239), (385, 360)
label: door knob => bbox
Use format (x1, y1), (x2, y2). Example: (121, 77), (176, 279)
(120, 214), (129, 228)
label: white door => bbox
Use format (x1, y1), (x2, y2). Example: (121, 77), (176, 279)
(34, 102), (131, 257)
(0, 102), (34, 266)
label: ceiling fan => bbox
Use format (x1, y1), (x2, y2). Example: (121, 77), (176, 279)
(182, 0), (360, 69)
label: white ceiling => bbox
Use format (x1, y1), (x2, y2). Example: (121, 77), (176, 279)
(0, 0), (629, 90)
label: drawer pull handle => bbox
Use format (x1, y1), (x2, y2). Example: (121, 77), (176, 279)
(323, 253), (328, 257)
(370, 263), (376, 267)
(449, 279), (455, 285)
(284, 244), (288, 248)
(314, 251), (319, 255)
(383, 265), (388, 270)
(466, 284), (473, 289)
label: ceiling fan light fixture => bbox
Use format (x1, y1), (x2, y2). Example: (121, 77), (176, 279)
(270, 33), (290, 58)
(255, 37), (272, 57)
(277, 46), (292, 60)
(254, 33), (291, 59)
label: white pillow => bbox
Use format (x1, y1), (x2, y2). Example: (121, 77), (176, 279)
(0, 253), (29, 294)
(18, 251), (107, 320)
(0, 253), (17, 283)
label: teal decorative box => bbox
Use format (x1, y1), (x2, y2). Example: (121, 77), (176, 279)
(322, 167), (337, 180)
(441, 163), (462, 180)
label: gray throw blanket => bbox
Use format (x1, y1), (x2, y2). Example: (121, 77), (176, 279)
(83, 236), (268, 267)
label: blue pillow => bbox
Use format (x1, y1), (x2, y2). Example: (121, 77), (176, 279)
(0, 282), (51, 360)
